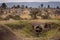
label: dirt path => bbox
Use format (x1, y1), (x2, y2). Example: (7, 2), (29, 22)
(0, 25), (23, 40)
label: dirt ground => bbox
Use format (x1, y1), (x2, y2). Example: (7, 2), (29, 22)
(0, 25), (22, 40)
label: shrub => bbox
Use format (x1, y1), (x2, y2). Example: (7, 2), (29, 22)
(4, 15), (21, 20)
(12, 15), (21, 20)
(0, 16), (3, 20)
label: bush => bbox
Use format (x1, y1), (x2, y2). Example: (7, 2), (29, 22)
(0, 16), (3, 20)
(4, 15), (21, 20)
(12, 15), (21, 20)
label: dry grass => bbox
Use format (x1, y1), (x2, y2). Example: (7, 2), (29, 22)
(0, 19), (60, 40)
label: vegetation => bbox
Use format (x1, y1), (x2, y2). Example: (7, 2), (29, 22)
(21, 5), (25, 9)
(0, 3), (60, 20)
(56, 6), (60, 9)
(0, 16), (3, 20)
(41, 4), (43, 8)
(1, 3), (7, 9)
(41, 14), (50, 19)
(17, 5), (20, 8)
(30, 8), (38, 19)
(0, 20), (59, 38)
(12, 15), (21, 20)
(4, 15), (21, 20)
(0, 3), (60, 40)
(48, 5), (50, 8)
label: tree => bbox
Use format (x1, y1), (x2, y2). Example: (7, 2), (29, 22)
(12, 5), (16, 8)
(38, 6), (40, 8)
(17, 5), (20, 8)
(1, 3), (7, 9)
(48, 5), (50, 8)
(30, 9), (38, 19)
(29, 7), (32, 10)
(25, 5), (28, 8)
(41, 4), (43, 8)
(56, 6), (60, 9)
(21, 5), (25, 9)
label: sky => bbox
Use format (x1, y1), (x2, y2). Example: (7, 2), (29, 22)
(0, 0), (60, 3)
